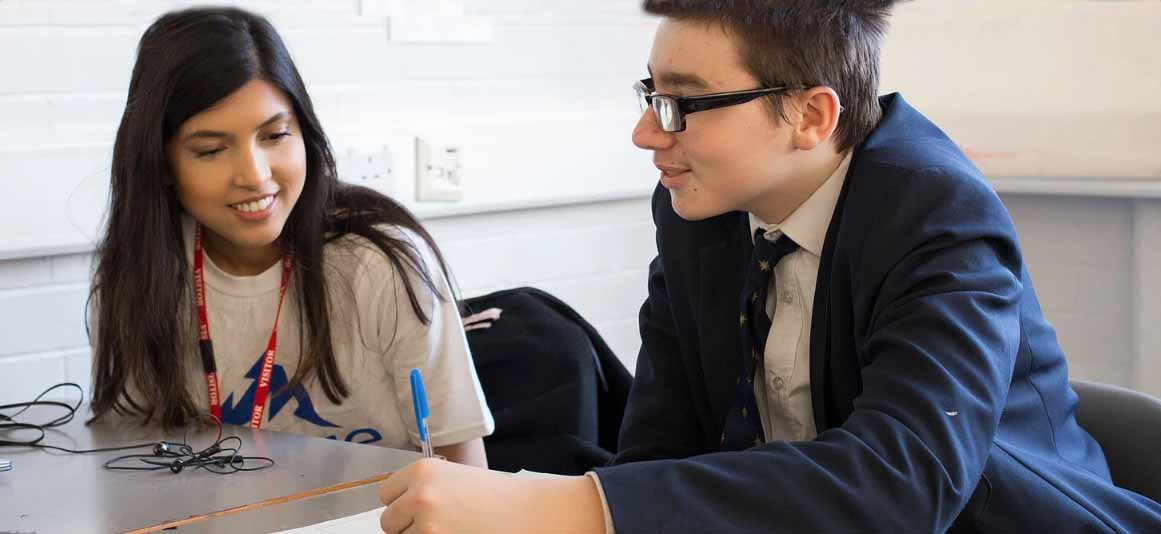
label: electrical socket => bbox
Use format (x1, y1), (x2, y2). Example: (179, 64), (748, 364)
(415, 137), (463, 202)
(341, 144), (397, 196)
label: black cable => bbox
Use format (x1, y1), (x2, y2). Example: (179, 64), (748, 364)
(0, 382), (151, 451)
(1, 382), (274, 474)
(0, 382), (81, 425)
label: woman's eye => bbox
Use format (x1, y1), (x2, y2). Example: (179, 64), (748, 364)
(194, 148), (225, 159)
(265, 131), (292, 142)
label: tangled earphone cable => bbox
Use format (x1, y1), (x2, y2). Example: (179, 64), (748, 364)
(0, 382), (149, 453)
(0, 383), (274, 474)
(103, 414), (274, 474)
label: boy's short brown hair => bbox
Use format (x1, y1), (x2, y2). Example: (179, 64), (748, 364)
(643, 0), (904, 152)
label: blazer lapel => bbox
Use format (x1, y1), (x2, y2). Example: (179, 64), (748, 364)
(697, 213), (752, 433)
(809, 150), (858, 433)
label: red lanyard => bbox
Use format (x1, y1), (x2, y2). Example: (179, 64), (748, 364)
(193, 225), (293, 428)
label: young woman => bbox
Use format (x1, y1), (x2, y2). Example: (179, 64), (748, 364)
(88, 7), (492, 466)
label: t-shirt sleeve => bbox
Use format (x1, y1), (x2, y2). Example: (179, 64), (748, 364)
(359, 229), (495, 449)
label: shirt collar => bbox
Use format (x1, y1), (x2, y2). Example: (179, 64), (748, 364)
(749, 151), (852, 257)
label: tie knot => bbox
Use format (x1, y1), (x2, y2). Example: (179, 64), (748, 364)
(752, 230), (799, 271)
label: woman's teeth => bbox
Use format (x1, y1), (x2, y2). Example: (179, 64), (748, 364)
(232, 196), (273, 213)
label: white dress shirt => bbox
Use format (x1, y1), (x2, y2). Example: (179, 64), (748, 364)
(749, 151), (851, 442)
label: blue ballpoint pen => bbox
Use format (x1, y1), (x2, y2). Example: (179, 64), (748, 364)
(410, 368), (433, 458)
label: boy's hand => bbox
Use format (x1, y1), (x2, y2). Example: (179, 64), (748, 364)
(378, 458), (606, 534)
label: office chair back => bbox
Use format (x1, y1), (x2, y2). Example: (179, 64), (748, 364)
(1071, 379), (1161, 503)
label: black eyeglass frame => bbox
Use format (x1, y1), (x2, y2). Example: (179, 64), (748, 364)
(634, 77), (812, 132)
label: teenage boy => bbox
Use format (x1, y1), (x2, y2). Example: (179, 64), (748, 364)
(377, 1), (1161, 532)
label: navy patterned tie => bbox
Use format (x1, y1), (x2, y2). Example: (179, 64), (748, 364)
(720, 229), (799, 451)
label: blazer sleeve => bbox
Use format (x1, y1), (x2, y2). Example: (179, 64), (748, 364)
(611, 187), (713, 464)
(594, 167), (1023, 533)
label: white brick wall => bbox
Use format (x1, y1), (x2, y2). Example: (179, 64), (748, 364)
(0, 0), (658, 404)
(427, 198), (653, 374)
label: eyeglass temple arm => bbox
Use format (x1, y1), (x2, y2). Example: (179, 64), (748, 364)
(681, 86), (809, 113)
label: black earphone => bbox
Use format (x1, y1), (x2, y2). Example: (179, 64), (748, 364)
(153, 441), (181, 456)
(104, 416), (274, 475)
(166, 452), (244, 473)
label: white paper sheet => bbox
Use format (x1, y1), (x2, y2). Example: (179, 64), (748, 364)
(271, 506), (384, 534)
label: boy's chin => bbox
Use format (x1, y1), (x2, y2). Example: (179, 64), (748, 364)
(670, 195), (729, 222)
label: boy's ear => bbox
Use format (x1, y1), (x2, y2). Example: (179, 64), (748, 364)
(791, 86), (842, 151)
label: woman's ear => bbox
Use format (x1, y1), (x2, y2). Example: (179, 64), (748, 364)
(791, 86), (842, 151)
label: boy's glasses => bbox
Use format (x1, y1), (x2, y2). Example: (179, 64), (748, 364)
(633, 77), (809, 133)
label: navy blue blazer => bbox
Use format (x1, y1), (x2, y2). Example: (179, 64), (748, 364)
(593, 94), (1161, 533)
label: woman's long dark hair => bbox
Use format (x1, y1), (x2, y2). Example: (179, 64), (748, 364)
(90, 7), (452, 428)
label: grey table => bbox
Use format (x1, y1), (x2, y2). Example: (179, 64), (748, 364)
(0, 404), (421, 533)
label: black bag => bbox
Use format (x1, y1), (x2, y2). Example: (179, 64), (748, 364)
(461, 287), (632, 475)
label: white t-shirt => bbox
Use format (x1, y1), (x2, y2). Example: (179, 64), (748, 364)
(94, 217), (494, 450)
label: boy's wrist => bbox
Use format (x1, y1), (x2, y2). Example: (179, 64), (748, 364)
(522, 475), (607, 534)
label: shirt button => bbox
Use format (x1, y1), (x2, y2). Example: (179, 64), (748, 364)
(772, 376), (785, 391)
(781, 291), (794, 304)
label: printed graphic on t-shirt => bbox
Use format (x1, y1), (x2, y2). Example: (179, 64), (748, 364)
(221, 352), (386, 445)
(222, 352), (339, 427)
